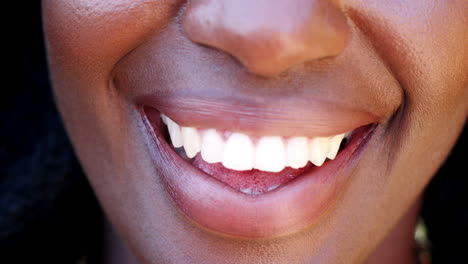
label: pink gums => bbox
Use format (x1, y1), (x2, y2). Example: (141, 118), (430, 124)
(192, 156), (313, 194)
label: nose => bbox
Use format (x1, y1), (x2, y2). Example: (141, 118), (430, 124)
(182, 0), (350, 77)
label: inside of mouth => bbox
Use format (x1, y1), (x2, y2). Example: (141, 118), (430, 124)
(193, 155), (314, 194)
(161, 121), (349, 195)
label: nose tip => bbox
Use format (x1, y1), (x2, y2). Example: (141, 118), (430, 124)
(183, 0), (350, 77)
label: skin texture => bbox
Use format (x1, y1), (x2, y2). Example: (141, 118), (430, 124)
(42, 0), (467, 263)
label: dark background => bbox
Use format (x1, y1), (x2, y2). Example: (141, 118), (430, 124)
(1, 1), (466, 263)
(1, 1), (102, 263)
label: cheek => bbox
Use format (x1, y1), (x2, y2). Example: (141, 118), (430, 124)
(41, 0), (184, 215)
(347, 0), (468, 113)
(42, 0), (182, 81)
(347, 1), (468, 177)
(341, 0), (467, 236)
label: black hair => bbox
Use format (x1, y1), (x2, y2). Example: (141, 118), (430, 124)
(1, 1), (466, 263)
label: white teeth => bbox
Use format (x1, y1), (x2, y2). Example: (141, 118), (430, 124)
(327, 133), (345, 160)
(286, 137), (309, 169)
(181, 127), (201, 158)
(267, 184), (281, 192)
(201, 129), (225, 163)
(161, 114), (168, 125)
(166, 116), (183, 148)
(240, 188), (262, 195)
(254, 136), (286, 172)
(240, 188), (252, 195)
(308, 137), (330, 166)
(161, 114), (352, 171)
(222, 133), (255, 171)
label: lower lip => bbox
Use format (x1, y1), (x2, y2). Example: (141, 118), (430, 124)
(141, 107), (376, 238)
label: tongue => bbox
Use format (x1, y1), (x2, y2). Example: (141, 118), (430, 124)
(192, 155), (313, 195)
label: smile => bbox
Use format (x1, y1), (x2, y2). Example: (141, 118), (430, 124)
(141, 106), (377, 237)
(161, 113), (353, 195)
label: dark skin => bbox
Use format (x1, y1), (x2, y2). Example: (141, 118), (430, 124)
(42, 0), (467, 263)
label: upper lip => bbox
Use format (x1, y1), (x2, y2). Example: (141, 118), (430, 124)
(135, 92), (379, 137)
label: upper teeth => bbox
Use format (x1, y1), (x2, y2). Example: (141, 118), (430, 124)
(162, 114), (350, 172)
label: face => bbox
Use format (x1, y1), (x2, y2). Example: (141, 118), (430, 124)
(42, 0), (467, 263)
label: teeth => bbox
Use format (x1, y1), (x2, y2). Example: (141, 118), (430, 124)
(327, 133), (345, 160)
(166, 116), (183, 148)
(223, 133), (255, 171)
(161, 114), (352, 171)
(267, 184), (281, 192)
(161, 114), (168, 125)
(201, 129), (225, 163)
(240, 188), (262, 195)
(181, 127), (201, 158)
(308, 137), (330, 166)
(286, 137), (309, 169)
(254, 136), (286, 172)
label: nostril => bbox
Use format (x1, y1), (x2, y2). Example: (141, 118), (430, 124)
(182, 0), (350, 77)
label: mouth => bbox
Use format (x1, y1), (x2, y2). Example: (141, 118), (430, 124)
(159, 112), (353, 195)
(141, 106), (377, 237)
